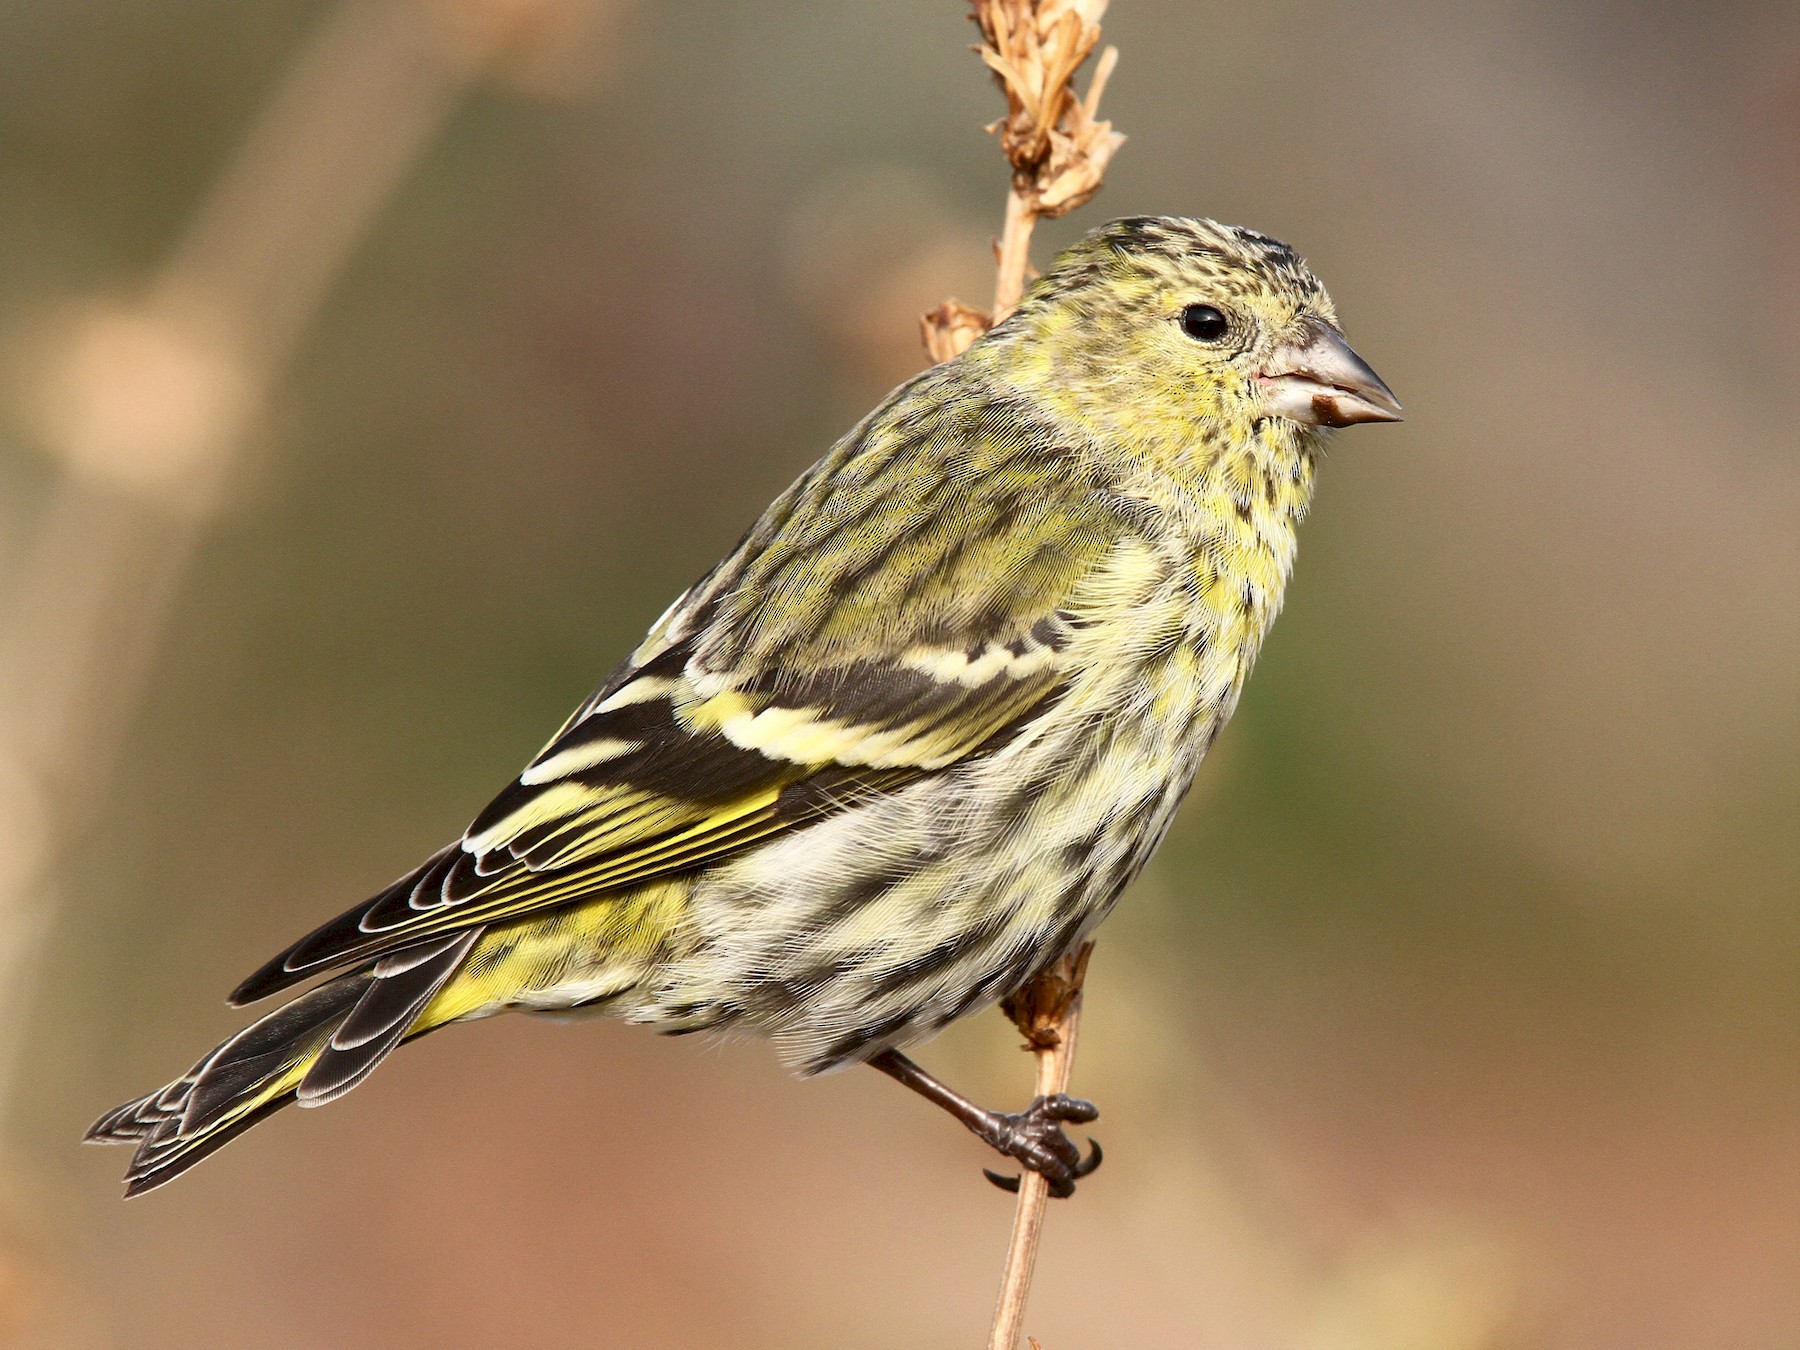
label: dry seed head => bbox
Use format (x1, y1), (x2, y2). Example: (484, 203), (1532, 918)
(1001, 943), (1093, 1050)
(971, 0), (1124, 217)
(1032, 43), (1123, 216)
(927, 2), (1125, 361)
(920, 298), (992, 365)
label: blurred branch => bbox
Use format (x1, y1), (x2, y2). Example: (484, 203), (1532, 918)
(919, 5), (1125, 1345)
(921, 0), (1123, 363)
(0, 0), (624, 1137)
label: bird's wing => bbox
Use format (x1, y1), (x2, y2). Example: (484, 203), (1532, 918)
(232, 409), (1138, 1005)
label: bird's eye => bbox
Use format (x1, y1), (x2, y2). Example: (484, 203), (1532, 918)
(1178, 303), (1230, 343)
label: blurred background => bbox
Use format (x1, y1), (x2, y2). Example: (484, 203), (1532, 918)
(0, 0), (1795, 1346)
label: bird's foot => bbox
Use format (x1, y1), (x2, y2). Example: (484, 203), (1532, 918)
(976, 1093), (1103, 1199)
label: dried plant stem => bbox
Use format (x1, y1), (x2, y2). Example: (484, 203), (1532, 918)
(992, 181), (1039, 321)
(915, 4), (1125, 1344)
(988, 945), (1091, 1350)
(988, 943), (1095, 1347)
(921, 0), (1123, 364)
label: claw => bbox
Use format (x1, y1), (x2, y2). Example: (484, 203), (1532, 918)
(869, 1052), (1107, 1200)
(1041, 1094), (1099, 1124)
(980, 1137), (1101, 1197)
(973, 1094), (1107, 1198)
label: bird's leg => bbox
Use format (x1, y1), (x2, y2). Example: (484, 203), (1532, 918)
(867, 1048), (1102, 1199)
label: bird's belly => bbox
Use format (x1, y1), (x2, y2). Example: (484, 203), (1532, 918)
(633, 680), (1216, 1073)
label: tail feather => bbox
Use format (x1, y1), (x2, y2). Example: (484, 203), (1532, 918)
(88, 930), (481, 1196)
(297, 931), (478, 1106)
(86, 1079), (187, 1143)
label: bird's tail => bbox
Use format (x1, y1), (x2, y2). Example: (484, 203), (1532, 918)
(86, 931), (478, 1196)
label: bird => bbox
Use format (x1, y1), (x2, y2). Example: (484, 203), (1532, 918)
(88, 216), (1400, 1198)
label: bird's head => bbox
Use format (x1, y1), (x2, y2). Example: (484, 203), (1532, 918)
(980, 216), (1400, 454)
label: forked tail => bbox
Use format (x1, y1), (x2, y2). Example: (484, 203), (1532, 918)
(86, 931), (476, 1196)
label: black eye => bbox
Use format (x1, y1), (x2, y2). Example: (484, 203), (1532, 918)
(1179, 303), (1230, 343)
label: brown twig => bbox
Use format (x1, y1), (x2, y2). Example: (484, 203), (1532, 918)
(990, 944), (1094, 1350)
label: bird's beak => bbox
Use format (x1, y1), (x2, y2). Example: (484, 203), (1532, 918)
(1256, 323), (1402, 427)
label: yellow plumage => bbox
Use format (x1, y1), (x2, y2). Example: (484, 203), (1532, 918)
(89, 216), (1398, 1196)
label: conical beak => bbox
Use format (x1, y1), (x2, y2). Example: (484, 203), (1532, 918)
(1256, 322), (1402, 428)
